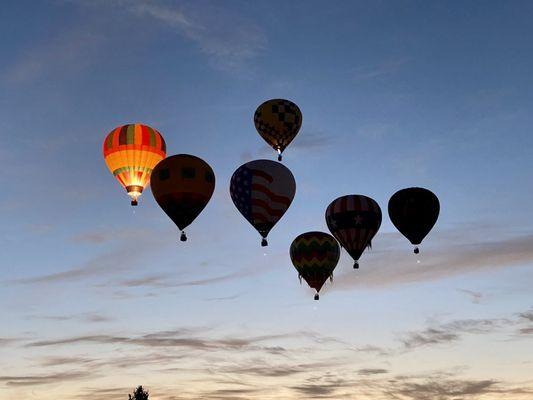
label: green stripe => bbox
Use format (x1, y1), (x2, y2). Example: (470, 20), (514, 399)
(106, 131), (114, 149)
(147, 127), (156, 147)
(126, 125), (135, 145)
(112, 166), (153, 176)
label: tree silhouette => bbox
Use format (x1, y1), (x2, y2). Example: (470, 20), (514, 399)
(128, 386), (149, 400)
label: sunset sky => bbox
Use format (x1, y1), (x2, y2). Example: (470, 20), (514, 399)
(1, 1), (533, 399)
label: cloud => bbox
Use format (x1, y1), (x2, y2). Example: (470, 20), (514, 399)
(353, 57), (408, 82)
(10, 247), (135, 284)
(289, 131), (334, 151)
(355, 345), (393, 357)
(400, 318), (506, 350)
(519, 310), (533, 322)
(25, 329), (305, 353)
(224, 361), (338, 378)
(0, 371), (91, 387)
(8, 229), (167, 285)
(123, 0), (266, 72)
(0, 338), (19, 346)
(39, 356), (94, 367)
(334, 233), (533, 290)
(292, 383), (337, 396)
(391, 377), (498, 400)
(118, 268), (257, 288)
(27, 312), (113, 323)
(457, 288), (484, 304)
(2, 19), (107, 84)
(4, 0), (266, 87)
(204, 293), (243, 301)
(357, 368), (389, 376)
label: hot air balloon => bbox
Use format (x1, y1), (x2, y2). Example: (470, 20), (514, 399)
(290, 231), (340, 300)
(325, 195), (382, 269)
(230, 159), (295, 246)
(103, 124), (166, 206)
(254, 99), (302, 161)
(388, 187), (440, 254)
(150, 154), (215, 242)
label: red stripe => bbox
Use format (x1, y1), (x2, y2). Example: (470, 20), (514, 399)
(252, 211), (271, 223)
(251, 198), (285, 217)
(251, 184), (292, 206)
(251, 169), (273, 183)
(141, 125), (151, 146)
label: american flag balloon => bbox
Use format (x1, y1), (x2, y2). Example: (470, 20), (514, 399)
(230, 159), (296, 246)
(325, 195), (382, 269)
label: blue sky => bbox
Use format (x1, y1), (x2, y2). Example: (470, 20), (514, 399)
(0, 1), (532, 399)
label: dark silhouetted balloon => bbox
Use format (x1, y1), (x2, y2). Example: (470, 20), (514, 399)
(290, 231), (340, 300)
(230, 159), (295, 246)
(254, 99), (302, 161)
(325, 195), (382, 269)
(388, 187), (440, 254)
(151, 154), (215, 241)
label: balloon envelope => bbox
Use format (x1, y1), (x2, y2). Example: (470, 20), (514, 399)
(103, 124), (166, 206)
(325, 195), (382, 266)
(254, 99), (302, 160)
(388, 187), (439, 248)
(230, 159), (295, 245)
(290, 231), (340, 299)
(151, 154), (215, 238)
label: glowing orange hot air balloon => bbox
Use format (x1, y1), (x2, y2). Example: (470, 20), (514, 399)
(103, 124), (166, 206)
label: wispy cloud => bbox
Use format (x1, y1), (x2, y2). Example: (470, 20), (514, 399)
(353, 57), (408, 82)
(27, 312), (113, 323)
(457, 288), (484, 304)
(122, 0), (266, 72)
(2, 19), (107, 84)
(518, 310), (533, 322)
(25, 329), (305, 353)
(334, 232), (533, 290)
(0, 371), (92, 387)
(357, 368), (389, 376)
(8, 229), (167, 285)
(400, 318), (506, 350)
(389, 377), (498, 400)
(116, 268), (258, 289)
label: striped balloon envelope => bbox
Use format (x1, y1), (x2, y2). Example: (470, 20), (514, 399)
(325, 195), (382, 269)
(290, 231), (340, 300)
(254, 99), (302, 161)
(230, 159), (296, 246)
(150, 154), (215, 242)
(103, 124), (166, 206)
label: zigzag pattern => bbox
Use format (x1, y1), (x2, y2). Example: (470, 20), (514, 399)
(290, 232), (340, 271)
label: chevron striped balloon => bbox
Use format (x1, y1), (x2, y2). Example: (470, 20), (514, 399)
(290, 231), (340, 300)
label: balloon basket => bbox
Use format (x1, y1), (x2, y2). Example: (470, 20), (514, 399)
(261, 238), (268, 247)
(314, 293), (319, 301)
(180, 232), (187, 242)
(353, 261), (359, 269)
(414, 247), (420, 254)
(131, 200), (138, 206)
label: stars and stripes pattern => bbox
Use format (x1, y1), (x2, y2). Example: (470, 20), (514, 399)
(230, 160), (296, 238)
(325, 195), (382, 261)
